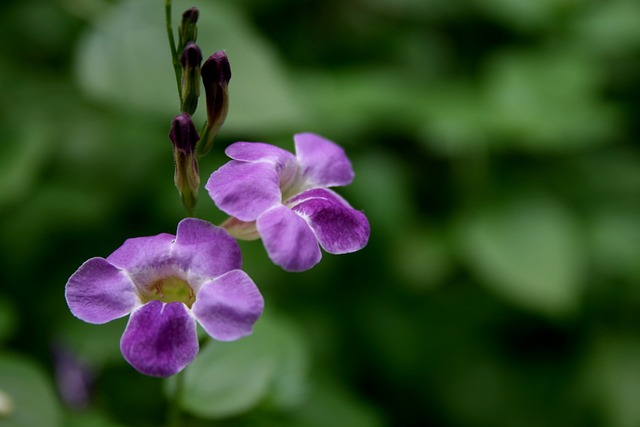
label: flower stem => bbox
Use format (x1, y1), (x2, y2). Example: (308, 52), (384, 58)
(165, 0), (183, 105)
(167, 368), (186, 427)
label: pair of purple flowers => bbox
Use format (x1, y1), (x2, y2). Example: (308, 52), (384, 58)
(65, 133), (370, 377)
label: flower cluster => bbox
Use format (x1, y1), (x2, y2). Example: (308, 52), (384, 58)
(169, 8), (231, 214)
(65, 6), (369, 378)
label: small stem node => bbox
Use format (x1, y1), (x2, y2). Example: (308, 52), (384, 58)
(167, 368), (186, 427)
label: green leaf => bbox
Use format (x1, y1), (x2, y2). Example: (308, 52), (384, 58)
(587, 208), (640, 281)
(457, 196), (585, 316)
(573, 0), (640, 57)
(420, 48), (618, 154)
(285, 375), (384, 427)
(419, 81), (491, 155)
(180, 315), (308, 419)
(482, 49), (617, 151)
(0, 353), (61, 427)
(75, 0), (304, 134)
(0, 124), (50, 210)
(582, 333), (640, 427)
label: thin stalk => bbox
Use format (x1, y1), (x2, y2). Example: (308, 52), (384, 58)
(167, 368), (186, 427)
(165, 0), (183, 104)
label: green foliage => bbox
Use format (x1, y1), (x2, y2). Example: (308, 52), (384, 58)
(582, 333), (640, 427)
(457, 195), (585, 316)
(1, 0), (640, 425)
(179, 315), (308, 419)
(0, 354), (61, 427)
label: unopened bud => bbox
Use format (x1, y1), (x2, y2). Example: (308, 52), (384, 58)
(198, 51), (231, 156)
(169, 113), (201, 214)
(180, 42), (202, 115)
(178, 7), (199, 53)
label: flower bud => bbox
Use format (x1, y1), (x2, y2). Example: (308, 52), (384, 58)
(180, 42), (202, 115)
(169, 113), (201, 214)
(198, 51), (231, 157)
(178, 7), (199, 53)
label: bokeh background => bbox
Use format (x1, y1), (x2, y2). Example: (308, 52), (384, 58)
(2, 0), (640, 426)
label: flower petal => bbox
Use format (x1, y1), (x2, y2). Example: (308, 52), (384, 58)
(120, 300), (198, 377)
(225, 141), (295, 165)
(105, 233), (178, 295)
(226, 142), (301, 192)
(106, 233), (175, 275)
(290, 188), (370, 254)
(294, 133), (354, 187)
(206, 160), (282, 221)
(191, 270), (264, 341)
(65, 257), (138, 324)
(173, 218), (241, 282)
(256, 205), (321, 271)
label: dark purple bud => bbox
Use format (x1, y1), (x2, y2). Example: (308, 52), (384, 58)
(198, 51), (231, 156)
(178, 7), (199, 52)
(202, 51), (231, 87)
(169, 113), (201, 213)
(182, 7), (199, 24)
(179, 42), (202, 115)
(180, 42), (202, 69)
(169, 113), (200, 154)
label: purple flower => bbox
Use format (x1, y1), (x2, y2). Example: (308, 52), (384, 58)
(205, 133), (370, 272)
(64, 218), (264, 377)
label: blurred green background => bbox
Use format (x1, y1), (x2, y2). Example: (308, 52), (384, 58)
(1, 0), (640, 426)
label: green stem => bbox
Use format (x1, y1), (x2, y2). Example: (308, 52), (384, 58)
(167, 368), (186, 427)
(165, 0), (183, 105)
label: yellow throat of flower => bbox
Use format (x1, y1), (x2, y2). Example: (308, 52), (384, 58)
(141, 276), (195, 308)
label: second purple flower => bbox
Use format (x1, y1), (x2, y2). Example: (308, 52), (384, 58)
(205, 133), (370, 272)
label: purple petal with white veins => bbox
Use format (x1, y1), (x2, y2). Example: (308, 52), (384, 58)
(290, 188), (370, 254)
(206, 160), (282, 221)
(65, 257), (138, 324)
(192, 270), (264, 341)
(120, 300), (198, 377)
(256, 205), (321, 271)
(173, 218), (241, 281)
(294, 133), (354, 187)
